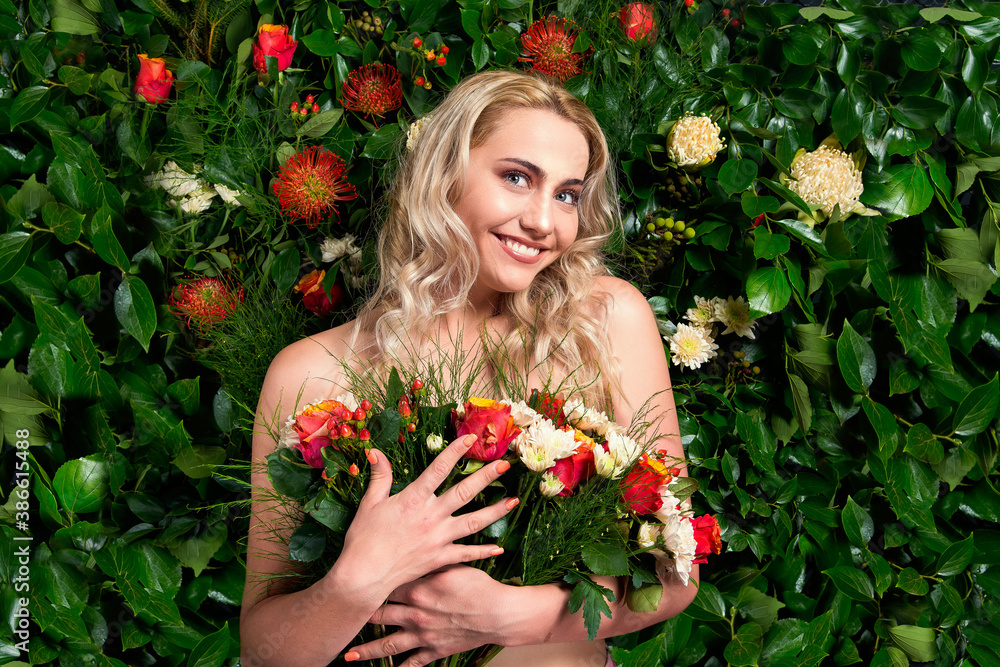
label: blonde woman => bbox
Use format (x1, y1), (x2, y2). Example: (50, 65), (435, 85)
(240, 70), (696, 667)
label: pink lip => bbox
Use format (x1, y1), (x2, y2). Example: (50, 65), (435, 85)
(494, 234), (546, 264)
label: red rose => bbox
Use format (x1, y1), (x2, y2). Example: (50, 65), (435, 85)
(135, 54), (173, 104)
(531, 390), (567, 427)
(253, 24), (298, 74)
(621, 453), (673, 515)
(452, 398), (521, 461)
(691, 515), (721, 563)
(548, 445), (596, 497)
(294, 270), (344, 317)
(619, 3), (656, 45)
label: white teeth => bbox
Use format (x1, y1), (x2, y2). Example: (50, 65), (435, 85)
(503, 238), (540, 256)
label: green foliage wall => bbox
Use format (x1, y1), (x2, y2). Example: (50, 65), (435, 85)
(0, 0), (998, 666)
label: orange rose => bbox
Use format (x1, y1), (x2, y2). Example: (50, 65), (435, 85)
(691, 515), (721, 563)
(135, 54), (173, 104)
(621, 452), (672, 515)
(253, 24), (298, 74)
(452, 398), (520, 461)
(292, 399), (352, 468)
(294, 270), (344, 317)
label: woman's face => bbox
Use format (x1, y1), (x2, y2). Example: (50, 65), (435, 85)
(453, 107), (589, 306)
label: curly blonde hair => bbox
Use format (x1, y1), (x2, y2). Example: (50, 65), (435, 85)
(357, 70), (623, 411)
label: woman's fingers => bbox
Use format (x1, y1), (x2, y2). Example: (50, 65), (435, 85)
(359, 448), (393, 506)
(344, 631), (420, 662)
(409, 434), (478, 497)
(439, 458), (512, 514)
(451, 495), (517, 542)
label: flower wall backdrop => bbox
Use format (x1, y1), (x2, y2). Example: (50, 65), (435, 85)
(0, 0), (998, 665)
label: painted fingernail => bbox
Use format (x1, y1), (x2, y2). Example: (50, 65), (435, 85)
(366, 449), (377, 464)
(496, 460), (510, 474)
(491, 546), (504, 556)
(344, 651), (360, 662)
(464, 434), (477, 446)
(505, 497), (519, 510)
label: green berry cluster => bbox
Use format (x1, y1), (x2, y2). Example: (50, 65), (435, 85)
(646, 215), (697, 241)
(659, 171), (703, 206)
(353, 11), (385, 37)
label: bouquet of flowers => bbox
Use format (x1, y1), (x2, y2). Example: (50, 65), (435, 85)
(263, 368), (721, 666)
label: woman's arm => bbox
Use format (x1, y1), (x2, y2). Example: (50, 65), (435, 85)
(239, 338), (516, 667)
(348, 277), (698, 664)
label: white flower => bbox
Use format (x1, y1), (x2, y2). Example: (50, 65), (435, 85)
(668, 323), (720, 370)
(637, 522), (665, 557)
(666, 114), (726, 170)
(714, 296), (756, 339)
(592, 446), (617, 478)
(179, 187), (217, 215)
(658, 513), (697, 585)
(214, 184), (243, 206)
(333, 392), (360, 412)
(604, 430), (644, 478)
(539, 471), (565, 497)
(517, 418), (577, 472)
(787, 145), (864, 220)
(507, 400), (542, 428)
(563, 398), (612, 434)
(426, 433), (445, 452)
(684, 296), (716, 329)
(406, 115), (432, 152)
(156, 161), (202, 198)
(278, 414), (298, 449)
(349, 274), (367, 289)
(320, 235), (357, 263)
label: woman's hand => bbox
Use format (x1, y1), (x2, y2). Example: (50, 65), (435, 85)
(346, 565), (518, 666)
(330, 435), (517, 602)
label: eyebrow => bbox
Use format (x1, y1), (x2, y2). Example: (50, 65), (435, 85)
(500, 157), (584, 187)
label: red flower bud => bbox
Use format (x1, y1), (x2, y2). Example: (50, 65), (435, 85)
(440, 45), (449, 54)
(412, 37), (423, 48)
(252, 24), (298, 74)
(407, 422), (416, 432)
(135, 54), (173, 104)
(411, 379), (424, 391)
(360, 399), (372, 411)
(415, 76), (425, 86)
(348, 463), (359, 476)
(291, 101), (299, 112)
(436, 56), (446, 66)
(618, 3), (657, 45)
(692, 515), (722, 563)
(359, 428), (371, 441)
(306, 94), (315, 104)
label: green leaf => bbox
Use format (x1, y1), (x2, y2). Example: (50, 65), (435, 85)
(900, 32), (941, 71)
(9, 86), (50, 128)
(863, 398), (899, 455)
(781, 27), (819, 65)
(50, 0), (99, 34)
(837, 320), (876, 394)
(932, 258), (996, 311)
(888, 625), (937, 662)
(936, 535), (974, 577)
(172, 446), (226, 479)
(362, 124), (402, 160)
(624, 582), (662, 613)
(866, 551), (894, 596)
(801, 6), (853, 21)
(952, 375), (999, 437)
(718, 159), (758, 196)
(754, 227), (791, 260)
(582, 543), (629, 576)
(724, 622), (764, 666)
(0, 231), (32, 283)
(167, 521), (226, 575)
(741, 192), (780, 218)
(774, 89), (825, 120)
(788, 372), (812, 435)
(58, 65), (93, 95)
(831, 86), (864, 144)
(736, 586), (784, 630)
(460, 8), (482, 40)
(772, 218), (827, 254)
(266, 449), (315, 499)
(565, 572), (615, 642)
(962, 45), (989, 93)
(114, 276), (157, 353)
(904, 423), (944, 464)
(167, 378), (200, 415)
(41, 201), (84, 244)
(53, 455), (109, 514)
(932, 445), (977, 491)
(746, 266), (791, 317)
(837, 43), (861, 85)
(187, 622), (230, 667)
(90, 206), (129, 270)
(306, 492), (351, 532)
(300, 29), (340, 56)
(860, 163), (933, 220)
(891, 96), (949, 130)
(297, 109), (344, 138)
(841, 496), (874, 548)
(897, 567), (929, 595)
(824, 565), (875, 601)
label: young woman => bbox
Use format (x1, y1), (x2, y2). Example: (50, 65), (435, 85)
(240, 70), (697, 667)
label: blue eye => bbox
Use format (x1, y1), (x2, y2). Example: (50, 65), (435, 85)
(556, 191), (580, 206)
(504, 171), (529, 187)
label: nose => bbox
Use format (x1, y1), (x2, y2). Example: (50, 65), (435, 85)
(520, 192), (554, 236)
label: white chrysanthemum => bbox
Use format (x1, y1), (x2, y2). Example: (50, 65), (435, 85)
(658, 514), (697, 585)
(214, 184), (242, 206)
(563, 397), (612, 434)
(684, 296), (716, 329)
(518, 418), (577, 472)
(714, 296), (756, 339)
(787, 145), (864, 218)
(320, 235), (357, 263)
(333, 392), (360, 412)
(179, 187), (217, 215)
(666, 114), (726, 169)
(637, 522), (665, 556)
(605, 430), (644, 478)
(157, 161), (202, 198)
(539, 471), (566, 497)
(668, 323), (720, 370)
(406, 115), (432, 151)
(349, 274), (367, 289)
(592, 446), (616, 478)
(278, 414), (298, 449)
(507, 400), (542, 428)
(426, 433), (445, 452)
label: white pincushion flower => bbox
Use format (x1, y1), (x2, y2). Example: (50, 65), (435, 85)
(214, 184), (243, 206)
(157, 161), (202, 198)
(787, 145), (864, 220)
(666, 113), (726, 170)
(406, 115), (432, 151)
(426, 433), (445, 452)
(714, 296), (757, 339)
(179, 187), (217, 215)
(684, 296), (716, 329)
(320, 235), (357, 263)
(668, 323), (720, 370)
(539, 471), (565, 497)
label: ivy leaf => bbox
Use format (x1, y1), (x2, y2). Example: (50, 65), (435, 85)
(823, 565), (875, 601)
(841, 496), (874, 548)
(837, 320), (876, 394)
(564, 571), (615, 641)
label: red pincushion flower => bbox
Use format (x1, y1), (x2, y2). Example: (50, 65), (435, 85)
(519, 15), (592, 84)
(252, 24), (298, 74)
(340, 64), (403, 122)
(273, 146), (358, 228)
(692, 515), (722, 563)
(168, 276), (243, 330)
(135, 54), (173, 104)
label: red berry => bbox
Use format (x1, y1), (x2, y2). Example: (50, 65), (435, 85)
(721, 8), (730, 17)
(426, 51), (435, 61)
(441, 45), (449, 54)
(684, 0), (693, 6)
(305, 94), (314, 104)
(340, 424), (353, 438)
(312, 103), (320, 113)
(359, 429), (371, 441)
(348, 463), (359, 476)
(290, 101), (299, 112)
(400, 404), (411, 417)
(732, 19), (740, 27)
(436, 56), (446, 66)
(407, 422), (416, 432)
(299, 107), (309, 115)
(411, 379), (424, 391)
(412, 37), (422, 48)
(360, 399), (372, 411)
(354, 408), (366, 421)
(415, 76), (425, 86)
(669, 467), (681, 477)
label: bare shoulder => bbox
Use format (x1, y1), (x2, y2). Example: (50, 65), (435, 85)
(588, 275), (657, 327)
